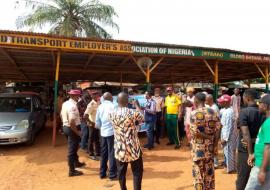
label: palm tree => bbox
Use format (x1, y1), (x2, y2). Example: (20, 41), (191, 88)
(16, 0), (119, 38)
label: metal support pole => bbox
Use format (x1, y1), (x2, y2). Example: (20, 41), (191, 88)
(146, 65), (151, 91)
(214, 61), (219, 101)
(265, 64), (269, 93)
(52, 50), (61, 146)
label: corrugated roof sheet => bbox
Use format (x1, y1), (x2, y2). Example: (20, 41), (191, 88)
(1, 29), (269, 56)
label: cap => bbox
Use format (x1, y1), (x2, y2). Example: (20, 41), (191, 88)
(166, 87), (173, 91)
(217, 94), (231, 103)
(89, 90), (99, 95)
(202, 91), (208, 96)
(186, 87), (195, 93)
(68, 89), (81, 96)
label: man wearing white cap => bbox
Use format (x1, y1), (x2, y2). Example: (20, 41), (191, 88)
(61, 89), (85, 177)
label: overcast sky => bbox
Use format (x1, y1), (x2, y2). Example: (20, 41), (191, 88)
(0, 0), (269, 54)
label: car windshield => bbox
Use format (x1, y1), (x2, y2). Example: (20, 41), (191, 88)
(0, 97), (31, 112)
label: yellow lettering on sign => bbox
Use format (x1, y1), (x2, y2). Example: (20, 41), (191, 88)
(202, 51), (224, 58)
(0, 33), (132, 54)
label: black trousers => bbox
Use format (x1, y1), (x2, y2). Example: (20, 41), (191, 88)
(116, 155), (143, 190)
(88, 127), (100, 156)
(63, 126), (80, 172)
(154, 112), (163, 142)
(100, 135), (117, 178)
(236, 151), (251, 190)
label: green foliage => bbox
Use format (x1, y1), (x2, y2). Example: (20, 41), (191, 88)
(16, 0), (119, 38)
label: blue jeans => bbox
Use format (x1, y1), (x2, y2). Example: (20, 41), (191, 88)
(80, 122), (89, 150)
(145, 121), (155, 148)
(100, 135), (117, 179)
(245, 166), (270, 190)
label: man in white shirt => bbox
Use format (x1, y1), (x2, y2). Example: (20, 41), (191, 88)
(84, 91), (101, 160)
(61, 89), (85, 177)
(206, 94), (221, 168)
(152, 88), (164, 144)
(231, 88), (241, 120)
(184, 87), (195, 142)
(206, 94), (220, 115)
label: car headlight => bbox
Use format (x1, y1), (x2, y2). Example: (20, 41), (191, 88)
(15, 120), (29, 130)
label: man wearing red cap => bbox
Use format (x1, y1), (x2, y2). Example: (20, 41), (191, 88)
(218, 94), (238, 173)
(165, 87), (181, 149)
(61, 89), (85, 177)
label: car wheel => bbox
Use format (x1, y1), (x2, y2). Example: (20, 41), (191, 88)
(26, 128), (35, 146)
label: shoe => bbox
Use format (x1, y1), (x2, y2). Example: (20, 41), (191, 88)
(69, 170), (83, 177)
(89, 153), (94, 156)
(81, 148), (88, 153)
(95, 156), (100, 161)
(89, 155), (97, 160)
(143, 145), (153, 150)
(109, 176), (118, 181)
(174, 145), (181, 149)
(156, 140), (160, 145)
(166, 142), (174, 146)
(75, 162), (86, 168)
(100, 175), (107, 179)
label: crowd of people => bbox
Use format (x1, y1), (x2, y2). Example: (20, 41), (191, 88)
(59, 86), (270, 190)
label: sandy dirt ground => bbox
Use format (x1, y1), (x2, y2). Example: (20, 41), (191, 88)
(0, 127), (236, 190)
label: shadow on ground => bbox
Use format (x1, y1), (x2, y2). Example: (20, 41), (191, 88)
(0, 127), (67, 165)
(143, 154), (188, 162)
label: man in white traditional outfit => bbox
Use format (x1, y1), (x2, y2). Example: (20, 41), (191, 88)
(218, 94), (238, 174)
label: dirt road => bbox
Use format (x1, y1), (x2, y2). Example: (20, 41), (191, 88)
(0, 128), (236, 190)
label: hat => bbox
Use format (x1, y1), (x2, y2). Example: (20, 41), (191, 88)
(89, 90), (99, 95)
(217, 94), (231, 103)
(166, 87), (173, 91)
(68, 89), (81, 96)
(202, 91), (208, 96)
(186, 87), (195, 93)
(259, 94), (270, 105)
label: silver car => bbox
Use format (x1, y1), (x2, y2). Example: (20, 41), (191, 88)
(0, 93), (47, 145)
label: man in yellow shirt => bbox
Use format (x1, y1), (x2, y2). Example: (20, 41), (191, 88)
(165, 87), (181, 149)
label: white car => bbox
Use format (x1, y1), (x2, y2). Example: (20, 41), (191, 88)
(0, 92), (47, 145)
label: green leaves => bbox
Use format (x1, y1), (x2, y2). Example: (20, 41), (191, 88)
(16, 0), (119, 38)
